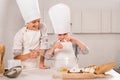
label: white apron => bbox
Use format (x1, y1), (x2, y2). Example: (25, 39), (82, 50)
(22, 29), (41, 69)
(54, 41), (76, 69)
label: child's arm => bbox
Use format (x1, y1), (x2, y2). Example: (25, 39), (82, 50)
(14, 53), (30, 61)
(48, 42), (63, 55)
(14, 50), (39, 61)
(74, 39), (87, 51)
(45, 48), (54, 60)
(45, 42), (63, 59)
(76, 45), (89, 54)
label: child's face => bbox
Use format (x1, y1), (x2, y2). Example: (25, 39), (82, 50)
(57, 33), (69, 41)
(27, 19), (41, 30)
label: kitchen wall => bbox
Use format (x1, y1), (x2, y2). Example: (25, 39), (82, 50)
(0, 0), (120, 68)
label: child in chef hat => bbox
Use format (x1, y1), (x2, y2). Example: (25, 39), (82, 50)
(45, 3), (89, 68)
(13, 0), (49, 69)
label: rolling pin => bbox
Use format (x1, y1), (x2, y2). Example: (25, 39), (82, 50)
(95, 62), (116, 74)
(53, 72), (105, 79)
(0, 44), (5, 75)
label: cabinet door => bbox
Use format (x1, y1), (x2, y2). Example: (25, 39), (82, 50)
(43, 0), (81, 33)
(101, 9), (112, 33)
(71, 10), (82, 33)
(112, 10), (120, 33)
(81, 9), (101, 33)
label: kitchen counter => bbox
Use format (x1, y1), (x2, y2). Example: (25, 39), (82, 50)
(1, 69), (120, 80)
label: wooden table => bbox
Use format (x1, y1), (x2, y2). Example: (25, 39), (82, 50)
(1, 69), (120, 80)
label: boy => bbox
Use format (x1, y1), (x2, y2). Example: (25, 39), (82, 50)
(45, 4), (89, 68)
(13, 0), (49, 69)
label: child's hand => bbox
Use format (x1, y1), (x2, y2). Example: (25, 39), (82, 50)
(65, 37), (86, 51)
(79, 45), (86, 51)
(29, 50), (39, 59)
(53, 42), (63, 49)
(65, 37), (77, 43)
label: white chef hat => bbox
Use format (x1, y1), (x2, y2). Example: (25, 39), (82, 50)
(49, 3), (71, 34)
(16, 0), (41, 23)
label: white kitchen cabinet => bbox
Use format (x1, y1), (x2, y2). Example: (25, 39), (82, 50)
(112, 10), (120, 33)
(43, 0), (105, 33)
(43, 0), (120, 33)
(101, 9), (112, 33)
(81, 9), (101, 33)
(71, 10), (82, 33)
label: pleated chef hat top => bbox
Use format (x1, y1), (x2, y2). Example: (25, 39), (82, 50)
(16, 0), (41, 23)
(49, 3), (71, 34)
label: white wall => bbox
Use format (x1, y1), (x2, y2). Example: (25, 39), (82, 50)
(0, 0), (24, 67)
(0, 0), (120, 68)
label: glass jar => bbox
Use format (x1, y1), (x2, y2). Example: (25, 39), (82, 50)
(53, 57), (77, 72)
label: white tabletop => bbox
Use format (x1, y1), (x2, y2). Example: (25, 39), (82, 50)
(1, 69), (120, 80)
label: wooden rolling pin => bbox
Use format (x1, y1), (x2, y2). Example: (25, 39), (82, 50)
(0, 44), (5, 75)
(95, 62), (116, 74)
(53, 73), (105, 79)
